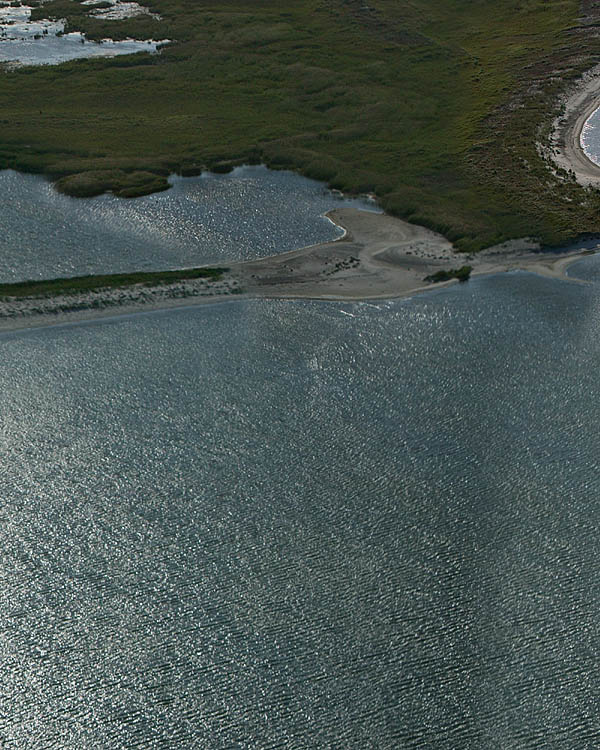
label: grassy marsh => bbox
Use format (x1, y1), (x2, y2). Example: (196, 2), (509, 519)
(1, 0), (600, 250)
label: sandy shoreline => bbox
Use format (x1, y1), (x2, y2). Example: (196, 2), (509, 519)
(550, 64), (600, 185)
(0, 206), (595, 334)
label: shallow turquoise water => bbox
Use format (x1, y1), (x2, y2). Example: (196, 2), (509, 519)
(0, 166), (376, 282)
(1, 265), (600, 747)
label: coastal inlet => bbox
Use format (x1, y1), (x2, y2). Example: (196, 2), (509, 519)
(0, 166), (377, 283)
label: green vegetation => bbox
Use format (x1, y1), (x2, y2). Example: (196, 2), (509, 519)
(424, 265), (472, 283)
(1, 0), (600, 250)
(55, 169), (170, 197)
(0, 267), (227, 298)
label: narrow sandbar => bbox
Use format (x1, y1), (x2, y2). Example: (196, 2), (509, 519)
(0, 207), (593, 334)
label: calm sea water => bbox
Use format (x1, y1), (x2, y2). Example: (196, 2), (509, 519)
(0, 166), (376, 282)
(580, 105), (600, 165)
(1, 265), (600, 747)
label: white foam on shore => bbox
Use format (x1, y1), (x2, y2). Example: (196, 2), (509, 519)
(580, 106), (600, 167)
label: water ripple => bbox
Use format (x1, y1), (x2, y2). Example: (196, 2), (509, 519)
(1, 271), (600, 745)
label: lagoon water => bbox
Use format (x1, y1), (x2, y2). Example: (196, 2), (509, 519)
(2, 265), (600, 746)
(3, 156), (600, 746)
(580, 104), (600, 165)
(0, 166), (376, 282)
(0, 1), (165, 67)
(0, 32), (163, 67)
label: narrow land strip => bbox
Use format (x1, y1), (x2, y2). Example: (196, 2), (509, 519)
(0, 208), (593, 333)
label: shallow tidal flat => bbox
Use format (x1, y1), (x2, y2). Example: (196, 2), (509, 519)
(2, 266), (600, 747)
(0, 1), (163, 67)
(0, 166), (376, 283)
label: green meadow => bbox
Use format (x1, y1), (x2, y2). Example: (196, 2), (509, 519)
(1, 0), (599, 251)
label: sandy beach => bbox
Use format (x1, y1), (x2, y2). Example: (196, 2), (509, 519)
(549, 64), (600, 185)
(233, 207), (594, 300)
(0, 205), (594, 334)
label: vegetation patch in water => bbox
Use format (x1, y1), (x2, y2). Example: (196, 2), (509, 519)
(424, 266), (472, 284)
(55, 168), (170, 197)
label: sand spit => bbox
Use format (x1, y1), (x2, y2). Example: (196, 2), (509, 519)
(0, 275), (241, 332)
(0, 208), (593, 333)
(549, 64), (600, 185)
(234, 208), (591, 301)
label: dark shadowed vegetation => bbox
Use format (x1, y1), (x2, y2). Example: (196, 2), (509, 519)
(425, 266), (472, 283)
(0, 267), (227, 298)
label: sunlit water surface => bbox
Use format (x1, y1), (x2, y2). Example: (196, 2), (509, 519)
(0, 166), (377, 282)
(579, 104), (600, 165)
(2, 263), (600, 747)
(0, 1), (165, 66)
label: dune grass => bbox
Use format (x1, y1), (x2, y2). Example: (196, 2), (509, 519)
(1, 0), (599, 250)
(0, 267), (227, 298)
